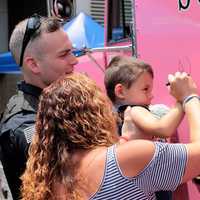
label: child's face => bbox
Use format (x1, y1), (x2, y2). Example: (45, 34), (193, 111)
(122, 71), (153, 106)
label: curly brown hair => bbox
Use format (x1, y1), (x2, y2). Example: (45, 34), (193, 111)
(21, 73), (118, 200)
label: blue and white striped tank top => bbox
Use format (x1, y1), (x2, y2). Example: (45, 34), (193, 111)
(90, 142), (187, 200)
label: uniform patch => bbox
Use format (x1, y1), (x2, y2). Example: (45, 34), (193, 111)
(23, 125), (35, 143)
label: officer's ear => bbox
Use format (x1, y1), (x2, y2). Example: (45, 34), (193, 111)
(24, 56), (40, 74)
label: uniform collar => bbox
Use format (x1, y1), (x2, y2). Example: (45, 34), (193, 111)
(17, 81), (42, 99)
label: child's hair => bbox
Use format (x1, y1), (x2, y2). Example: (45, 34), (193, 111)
(104, 55), (154, 103)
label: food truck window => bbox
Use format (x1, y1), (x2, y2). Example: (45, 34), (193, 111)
(107, 0), (133, 43)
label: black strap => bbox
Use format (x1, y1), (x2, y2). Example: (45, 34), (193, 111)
(118, 104), (149, 113)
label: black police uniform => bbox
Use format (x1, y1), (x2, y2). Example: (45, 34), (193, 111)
(0, 81), (42, 200)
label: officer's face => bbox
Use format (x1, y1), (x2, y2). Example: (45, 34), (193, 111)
(35, 29), (78, 88)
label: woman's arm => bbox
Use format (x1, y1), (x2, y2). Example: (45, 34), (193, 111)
(181, 97), (200, 182)
(159, 72), (200, 183)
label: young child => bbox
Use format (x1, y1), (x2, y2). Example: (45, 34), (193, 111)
(104, 55), (184, 141)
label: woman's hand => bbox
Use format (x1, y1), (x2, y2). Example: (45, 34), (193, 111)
(168, 72), (198, 102)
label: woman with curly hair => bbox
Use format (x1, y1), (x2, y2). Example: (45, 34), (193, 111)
(21, 72), (200, 200)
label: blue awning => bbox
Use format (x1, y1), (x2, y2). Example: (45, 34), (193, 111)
(63, 12), (104, 49)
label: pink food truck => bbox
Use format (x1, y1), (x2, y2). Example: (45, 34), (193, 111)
(75, 1), (200, 199)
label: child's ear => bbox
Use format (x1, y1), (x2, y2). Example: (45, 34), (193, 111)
(115, 83), (126, 99)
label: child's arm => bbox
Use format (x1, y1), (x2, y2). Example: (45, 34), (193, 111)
(121, 107), (153, 140)
(129, 102), (184, 138)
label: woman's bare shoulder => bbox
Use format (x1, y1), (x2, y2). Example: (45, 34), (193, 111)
(115, 140), (155, 177)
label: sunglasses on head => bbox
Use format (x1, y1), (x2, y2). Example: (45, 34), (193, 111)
(19, 14), (42, 67)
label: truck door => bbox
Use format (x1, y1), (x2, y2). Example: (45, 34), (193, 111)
(134, 1), (200, 199)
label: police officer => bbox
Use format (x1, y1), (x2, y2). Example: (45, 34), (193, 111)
(0, 15), (78, 200)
